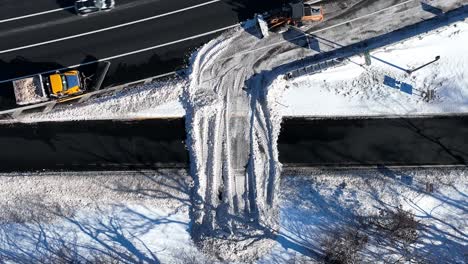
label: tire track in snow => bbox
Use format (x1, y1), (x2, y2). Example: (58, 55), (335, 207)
(182, 24), (310, 259)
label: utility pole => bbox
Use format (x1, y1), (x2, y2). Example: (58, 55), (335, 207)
(364, 50), (371, 66)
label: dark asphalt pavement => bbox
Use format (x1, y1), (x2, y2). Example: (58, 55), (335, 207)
(0, 119), (188, 171)
(0, 116), (466, 171)
(0, 0), (280, 86)
(279, 116), (468, 167)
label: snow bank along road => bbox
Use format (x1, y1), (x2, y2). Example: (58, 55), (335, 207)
(0, 0), (279, 87)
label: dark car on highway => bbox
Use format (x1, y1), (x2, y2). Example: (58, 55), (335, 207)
(75, 0), (115, 16)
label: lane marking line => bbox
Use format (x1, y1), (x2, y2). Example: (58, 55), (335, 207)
(0, 23), (238, 83)
(0, 6), (74, 24)
(0, 0), (221, 54)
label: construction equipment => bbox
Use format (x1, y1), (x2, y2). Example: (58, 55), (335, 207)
(267, 0), (324, 30)
(13, 70), (86, 105)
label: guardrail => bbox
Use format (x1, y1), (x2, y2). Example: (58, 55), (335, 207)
(0, 66), (179, 119)
(284, 57), (344, 80)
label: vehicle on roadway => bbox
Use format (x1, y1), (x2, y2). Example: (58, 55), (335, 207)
(256, 0), (324, 38)
(75, 0), (115, 16)
(268, 0), (324, 29)
(13, 71), (86, 105)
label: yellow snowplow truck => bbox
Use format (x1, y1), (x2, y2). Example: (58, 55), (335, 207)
(13, 70), (85, 105)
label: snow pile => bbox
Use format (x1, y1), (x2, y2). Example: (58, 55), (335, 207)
(181, 20), (309, 260)
(182, 26), (280, 261)
(281, 21), (468, 117)
(18, 78), (185, 122)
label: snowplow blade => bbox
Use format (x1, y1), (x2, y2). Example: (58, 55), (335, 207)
(256, 14), (270, 38)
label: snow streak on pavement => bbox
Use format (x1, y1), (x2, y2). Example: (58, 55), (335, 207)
(182, 16), (325, 257)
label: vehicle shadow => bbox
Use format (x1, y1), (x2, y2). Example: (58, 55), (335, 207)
(224, 0), (283, 22)
(0, 56), (64, 83)
(55, 0), (77, 14)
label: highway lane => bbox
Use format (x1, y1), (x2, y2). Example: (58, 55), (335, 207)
(0, 116), (466, 171)
(0, 0), (74, 20)
(0, 1), (238, 60)
(279, 116), (468, 167)
(0, 0), (214, 48)
(0, 119), (189, 171)
(0, 0), (280, 87)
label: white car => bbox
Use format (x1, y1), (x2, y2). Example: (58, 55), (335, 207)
(75, 0), (115, 16)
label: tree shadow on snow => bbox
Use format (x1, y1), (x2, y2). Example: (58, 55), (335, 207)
(276, 168), (467, 263)
(0, 192), (194, 263)
(362, 167), (467, 262)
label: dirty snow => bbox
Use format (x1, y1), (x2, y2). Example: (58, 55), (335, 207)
(12, 76), (48, 106)
(181, 24), (291, 260)
(0, 167), (465, 263)
(16, 78), (186, 122)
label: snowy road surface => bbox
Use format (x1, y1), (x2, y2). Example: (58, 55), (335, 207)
(183, 23), (311, 247)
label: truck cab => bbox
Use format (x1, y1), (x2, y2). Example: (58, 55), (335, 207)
(47, 70), (84, 98)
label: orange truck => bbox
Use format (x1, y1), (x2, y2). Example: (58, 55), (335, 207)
(268, 0), (324, 29)
(13, 70), (85, 105)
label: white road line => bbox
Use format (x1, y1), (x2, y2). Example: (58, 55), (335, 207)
(0, 0), (221, 54)
(0, 23), (238, 84)
(0, 6), (74, 24)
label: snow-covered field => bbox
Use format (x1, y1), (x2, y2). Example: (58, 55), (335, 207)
(280, 20), (468, 117)
(0, 167), (465, 263)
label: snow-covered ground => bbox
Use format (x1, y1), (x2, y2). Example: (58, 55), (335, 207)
(280, 20), (468, 117)
(0, 167), (465, 263)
